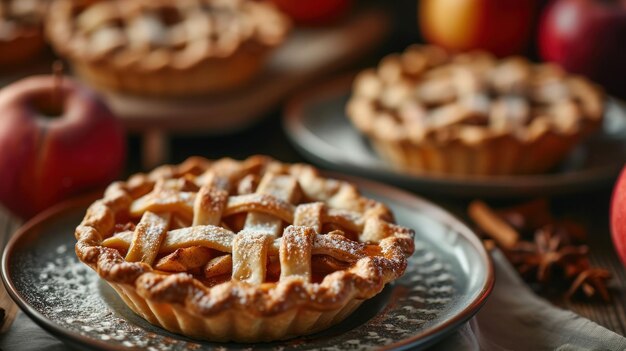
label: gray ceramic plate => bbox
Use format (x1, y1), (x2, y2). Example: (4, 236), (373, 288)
(283, 76), (626, 197)
(2, 176), (493, 351)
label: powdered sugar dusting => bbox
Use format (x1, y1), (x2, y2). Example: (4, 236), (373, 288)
(14, 242), (204, 350)
(12, 235), (461, 350)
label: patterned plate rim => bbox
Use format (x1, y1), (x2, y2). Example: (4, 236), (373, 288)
(2, 175), (494, 350)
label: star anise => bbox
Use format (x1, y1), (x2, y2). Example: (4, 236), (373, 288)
(505, 227), (588, 284)
(468, 199), (611, 302)
(566, 268), (611, 302)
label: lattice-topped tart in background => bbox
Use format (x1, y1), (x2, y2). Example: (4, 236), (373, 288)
(74, 156), (414, 342)
(46, 0), (290, 96)
(0, 0), (48, 66)
(346, 45), (605, 176)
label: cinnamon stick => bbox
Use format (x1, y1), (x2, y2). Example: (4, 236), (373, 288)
(469, 200), (519, 248)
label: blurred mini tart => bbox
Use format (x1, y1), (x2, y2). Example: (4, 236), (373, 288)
(75, 156), (414, 342)
(346, 45), (604, 176)
(46, 0), (290, 96)
(0, 0), (48, 66)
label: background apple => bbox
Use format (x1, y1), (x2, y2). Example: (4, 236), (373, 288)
(539, 0), (626, 98)
(611, 166), (626, 267)
(0, 75), (126, 219)
(419, 0), (536, 57)
(270, 0), (353, 26)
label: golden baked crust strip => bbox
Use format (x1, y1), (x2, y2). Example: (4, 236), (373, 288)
(102, 226), (370, 263)
(125, 211), (170, 264)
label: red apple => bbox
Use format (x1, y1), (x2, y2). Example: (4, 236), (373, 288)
(419, 0), (536, 57)
(539, 0), (626, 98)
(0, 75), (126, 219)
(611, 166), (626, 267)
(271, 0), (353, 26)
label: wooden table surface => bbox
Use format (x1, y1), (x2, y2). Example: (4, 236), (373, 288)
(550, 193), (626, 336)
(139, 111), (626, 337)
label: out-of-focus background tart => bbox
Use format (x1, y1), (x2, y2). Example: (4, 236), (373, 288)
(45, 0), (291, 97)
(346, 45), (605, 176)
(0, 0), (48, 67)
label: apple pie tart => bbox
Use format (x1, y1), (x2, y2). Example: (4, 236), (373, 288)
(46, 0), (290, 96)
(75, 156), (414, 342)
(347, 45), (605, 175)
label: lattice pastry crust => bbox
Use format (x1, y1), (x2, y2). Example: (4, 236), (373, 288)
(347, 45), (605, 175)
(75, 156), (415, 342)
(46, 0), (290, 95)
